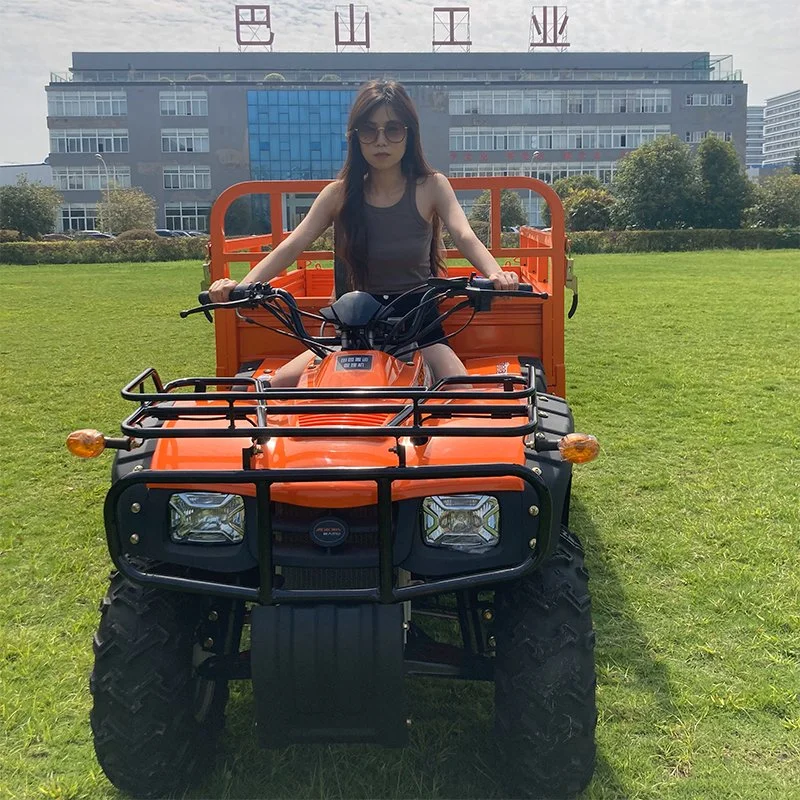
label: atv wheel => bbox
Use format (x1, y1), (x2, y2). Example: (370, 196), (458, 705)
(90, 573), (233, 798)
(494, 527), (597, 799)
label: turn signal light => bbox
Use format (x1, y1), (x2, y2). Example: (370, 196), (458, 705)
(558, 433), (600, 464)
(66, 429), (107, 458)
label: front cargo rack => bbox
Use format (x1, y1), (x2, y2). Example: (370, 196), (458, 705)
(120, 367), (543, 443)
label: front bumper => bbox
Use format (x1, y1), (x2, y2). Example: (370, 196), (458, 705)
(105, 462), (553, 604)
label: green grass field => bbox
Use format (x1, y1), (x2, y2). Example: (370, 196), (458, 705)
(1, 250), (798, 800)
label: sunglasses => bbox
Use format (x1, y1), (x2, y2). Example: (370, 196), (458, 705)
(354, 122), (408, 144)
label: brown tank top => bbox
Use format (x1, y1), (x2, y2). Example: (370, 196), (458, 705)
(361, 180), (434, 294)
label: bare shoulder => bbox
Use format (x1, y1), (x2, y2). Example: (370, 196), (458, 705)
(321, 179), (345, 202)
(417, 172), (451, 193)
(417, 173), (453, 216)
(316, 179), (345, 214)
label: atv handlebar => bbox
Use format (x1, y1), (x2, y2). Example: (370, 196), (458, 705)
(182, 276), (549, 354)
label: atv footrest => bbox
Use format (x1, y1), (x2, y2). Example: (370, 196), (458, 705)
(250, 603), (407, 747)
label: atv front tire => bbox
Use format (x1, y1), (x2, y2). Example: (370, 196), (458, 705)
(494, 527), (597, 799)
(90, 573), (230, 798)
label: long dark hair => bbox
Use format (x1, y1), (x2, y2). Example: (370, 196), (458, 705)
(335, 80), (445, 291)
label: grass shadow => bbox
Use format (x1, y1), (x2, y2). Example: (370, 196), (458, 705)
(571, 496), (681, 797)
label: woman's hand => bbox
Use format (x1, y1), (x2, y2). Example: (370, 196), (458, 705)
(208, 278), (239, 303)
(486, 269), (520, 290)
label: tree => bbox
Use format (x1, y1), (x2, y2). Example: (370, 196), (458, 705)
(0, 176), (62, 238)
(695, 137), (752, 228)
(553, 174), (602, 199)
(97, 187), (156, 233)
(612, 136), (701, 229)
(743, 173), (800, 228)
(792, 152), (800, 175)
(543, 175), (603, 226)
(564, 188), (615, 231)
(224, 197), (253, 236)
(469, 189), (527, 228)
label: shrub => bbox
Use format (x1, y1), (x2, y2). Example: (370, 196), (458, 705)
(567, 228), (800, 254)
(0, 237), (209, 265)
(0, 229), (20, 242)
(115, 229), (161, 241)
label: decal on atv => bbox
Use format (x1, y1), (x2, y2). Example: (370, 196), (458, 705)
(310, 517), (349, 547)
(335, 354), (374, 371)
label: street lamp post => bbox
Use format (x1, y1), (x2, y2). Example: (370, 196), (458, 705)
(95, 153), (110, 232)
(528, 151), (541, 226)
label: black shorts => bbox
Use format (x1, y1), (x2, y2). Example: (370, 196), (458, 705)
(371, 291), (446, 348)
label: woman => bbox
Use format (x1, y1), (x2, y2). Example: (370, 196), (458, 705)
(209, 79), (518, 386)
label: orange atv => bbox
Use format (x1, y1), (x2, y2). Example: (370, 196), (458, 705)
(69, 177), (598, 799)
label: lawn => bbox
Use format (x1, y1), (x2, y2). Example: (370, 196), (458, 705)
(0, 250), (798, 800)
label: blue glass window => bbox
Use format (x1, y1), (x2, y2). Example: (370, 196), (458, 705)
(247, 89), (356, 182)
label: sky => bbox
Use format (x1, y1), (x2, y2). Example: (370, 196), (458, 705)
(0, 0), (797, 163)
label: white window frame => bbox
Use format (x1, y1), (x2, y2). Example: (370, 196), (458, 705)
(60, 203), (99, 231)
(161, 128), (210, 153)
(164, 202), (211, 232)
(48, 91), (127, 117)
(163, 165), (212, 190)
(49, 129), (129, 154)
(159, 91), (209, 117)
(52, 166), (131, 191)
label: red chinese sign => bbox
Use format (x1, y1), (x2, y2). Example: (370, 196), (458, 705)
(335, 4), (370, 51)
(235, 5), (275, 48)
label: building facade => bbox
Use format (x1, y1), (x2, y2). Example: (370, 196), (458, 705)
(0, 162), (53, 187)
(762, 89), (800, 169)
(46, 51), (747, 231)
(746, 105), (764, 177)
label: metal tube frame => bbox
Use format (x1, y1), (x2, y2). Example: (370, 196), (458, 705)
(104, 462), (552, 605)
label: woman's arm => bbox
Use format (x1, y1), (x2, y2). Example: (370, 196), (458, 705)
(431, 174), (519, 290)
(209, 181), (342, 301)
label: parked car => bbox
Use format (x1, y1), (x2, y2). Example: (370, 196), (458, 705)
(41, 233), (74, 241)
(155, 228), (193, 238)
(73, 230), (114, 239)
(186, 230), (209, 237)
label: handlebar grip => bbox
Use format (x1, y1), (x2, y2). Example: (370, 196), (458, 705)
(471, 277), (532, 292)
(198, 285), (251, 305)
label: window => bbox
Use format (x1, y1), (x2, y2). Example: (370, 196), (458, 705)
(163, 165), (212, 190)
(710, 93), (734, 106)
(49, 129), (129, 154)
(684, 130), (732, 143)
(686, 94), (709, 106)
(60, 204), (98, 231)
(160, 91), (208, 116)
(161, 129), (210, 153)
(450, 125), (671, 153)
(48, 91), (127, 117)
(52, 166), (131, 191)
(165, 202), (211, 232)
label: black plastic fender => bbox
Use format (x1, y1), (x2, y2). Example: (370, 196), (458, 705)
(525, 393), (575, 558)
(250, 603), (407, 747)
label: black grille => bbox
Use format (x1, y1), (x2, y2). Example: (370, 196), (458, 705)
(272, 503), (383, 549)
(281, 567), (380, 590)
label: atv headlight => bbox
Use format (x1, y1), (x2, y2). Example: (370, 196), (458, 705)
(422, 494), (500, 553)
(169, 492), (245, 544)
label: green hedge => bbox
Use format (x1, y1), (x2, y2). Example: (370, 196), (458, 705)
(566, 228), (800, 254)
(0, 237), (209, 265)
(3, 228), (797, 265)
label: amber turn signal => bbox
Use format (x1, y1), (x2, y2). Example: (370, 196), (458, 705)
(66, 429), (107, 458)
(558, 432), (600, 464)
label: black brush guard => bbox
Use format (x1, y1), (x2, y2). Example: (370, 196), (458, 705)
(107, 364), (555, 602)
(105, 463), (552, 604)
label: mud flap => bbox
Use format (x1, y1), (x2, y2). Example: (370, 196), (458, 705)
(250, 603), (408, 747)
